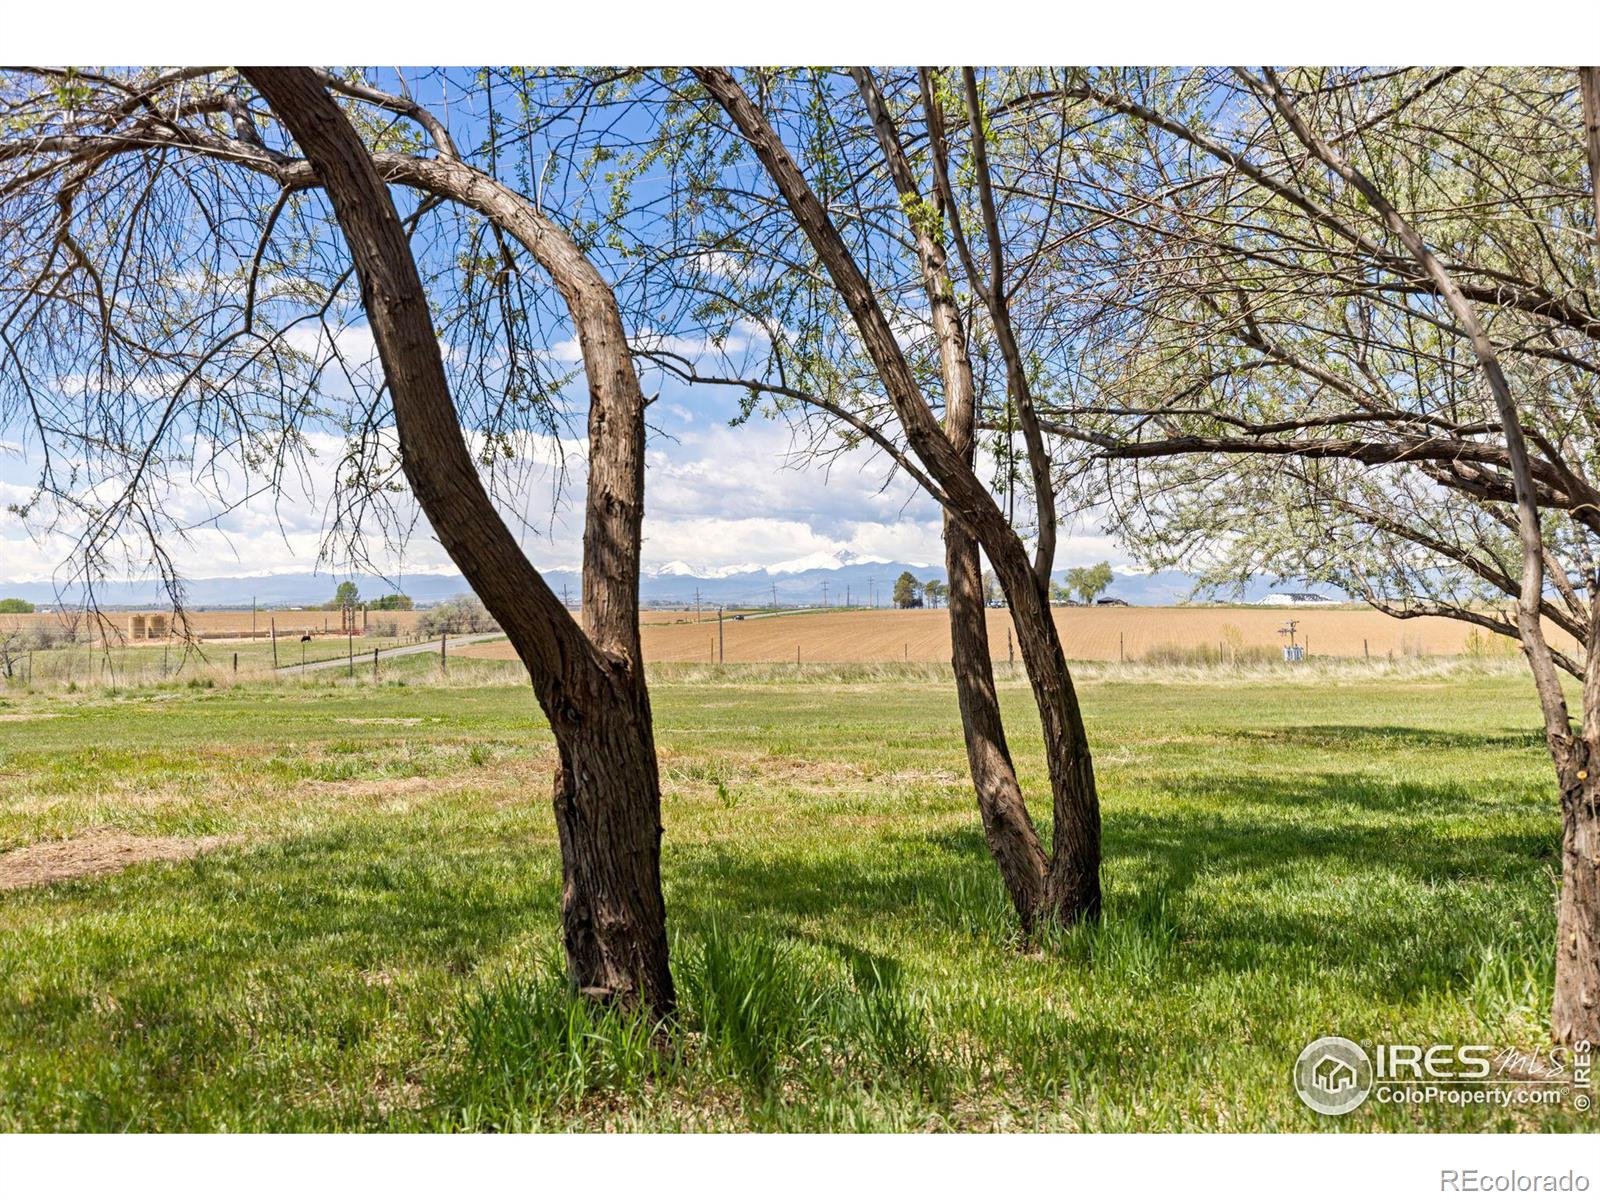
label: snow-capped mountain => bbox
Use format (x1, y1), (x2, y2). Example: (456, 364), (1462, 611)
(0, 563), (1246, 610)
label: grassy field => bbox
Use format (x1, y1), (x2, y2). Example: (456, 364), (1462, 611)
(0, 658), (1586, 1131)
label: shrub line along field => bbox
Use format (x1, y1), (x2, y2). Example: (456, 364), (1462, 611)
(0, 656), (1583, 1131)
(453, 605), (1532, 665)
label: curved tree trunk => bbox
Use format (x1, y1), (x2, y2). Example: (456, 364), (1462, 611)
(944, 520), (1047, 925)
(244, 67), (674, 1016)
(1004, 572), (1102, 922)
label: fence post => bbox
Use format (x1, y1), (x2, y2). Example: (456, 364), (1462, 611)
(440, 632), (447, 670)
(1364, 638), (1369, 659)
(271, 618), (278, 668)
(233, 652), (238, 675)
(348, 628), (354, 678)
(373, 647), (379, 684)
(1119, 632), (1125, 663)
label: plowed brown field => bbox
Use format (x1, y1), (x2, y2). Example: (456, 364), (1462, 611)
(456, 605), (1534, 664)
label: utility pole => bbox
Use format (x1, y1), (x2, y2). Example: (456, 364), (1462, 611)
(695, 587), (702, 624)
(822, 581), (829, 608)
(846, 585), (850, 607)
(717, 606), (725, 664)
(771, 582), (778, 609)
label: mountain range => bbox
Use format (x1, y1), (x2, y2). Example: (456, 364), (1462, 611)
(0, 557), (1318, 610)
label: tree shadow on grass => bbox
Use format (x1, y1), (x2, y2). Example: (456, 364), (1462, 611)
(0, 753), (1564, 1128)
(661, 763), (1558, 1008)
(1224, 724), (1549, 753)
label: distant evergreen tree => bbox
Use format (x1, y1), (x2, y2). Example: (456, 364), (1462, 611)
(892, 571), (922, 609)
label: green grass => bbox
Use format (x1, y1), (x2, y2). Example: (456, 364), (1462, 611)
(0, 659), (1586, 1131)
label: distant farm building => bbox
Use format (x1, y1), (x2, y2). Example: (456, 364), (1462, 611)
(1258, 592), (1337, 606)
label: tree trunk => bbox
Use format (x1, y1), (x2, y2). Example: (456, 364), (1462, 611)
(998, 562), (1103, 923)
(545, 665), (673, 1009)
(715, 56), (1101, 924)
(244, 68), (674, 1016)
(1557, 66), (1600, 1050)
(1552, 736), (1600, 1045)
(945, 518), (1048, 927)
(845, 66), (1092, 932)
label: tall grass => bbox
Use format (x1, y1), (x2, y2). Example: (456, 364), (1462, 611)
(450, 950), (668, 1126)
(1140, 642), (1281, 668)
(443, 923), (941, 1128)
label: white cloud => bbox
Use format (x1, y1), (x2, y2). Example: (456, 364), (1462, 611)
(0, 396), (1131, 589)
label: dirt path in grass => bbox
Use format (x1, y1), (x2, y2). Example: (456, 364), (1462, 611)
(0, 830), (240, 891)
(276, 631), (504, 675)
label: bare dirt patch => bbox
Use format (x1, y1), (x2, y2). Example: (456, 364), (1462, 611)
(313, 775), (449, 801)
(0, 830), (240, 890)
(0, 712), (62, 722)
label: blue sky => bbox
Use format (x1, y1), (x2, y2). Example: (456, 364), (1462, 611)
(0, 68), (1132, 592)
(0, 357), (1128, 588)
